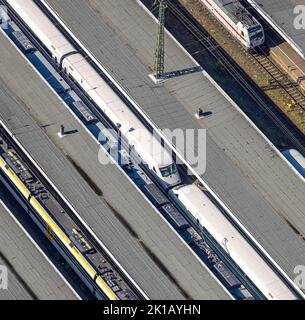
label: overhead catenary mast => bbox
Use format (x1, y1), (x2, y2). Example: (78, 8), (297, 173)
(153, 0), (166, 80)
(150, 0), (203, 84)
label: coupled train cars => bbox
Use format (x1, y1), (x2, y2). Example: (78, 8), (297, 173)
(5, 0), (301, 300)
(0, 130), (141, 300)
(6, 0), (181, 188)
(201, 0), (265, 49)
(171, 185), (298, 300)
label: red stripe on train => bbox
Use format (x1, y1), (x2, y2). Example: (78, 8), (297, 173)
(204, 0), (247, 43)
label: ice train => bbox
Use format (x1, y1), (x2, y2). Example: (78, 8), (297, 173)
(201, 0), (265, 49)
(6, 0), (300, 300)
(171, 184), (299, 300)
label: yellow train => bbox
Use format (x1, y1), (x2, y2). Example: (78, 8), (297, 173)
(0, 156), (118, 300)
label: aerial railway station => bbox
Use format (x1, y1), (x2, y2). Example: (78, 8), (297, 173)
(0, 0), (304, 303)
(0, 15), (230, 300)
(40, 0), (305, 284)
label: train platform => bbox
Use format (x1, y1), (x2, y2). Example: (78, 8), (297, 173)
(246, 0), (305, 90)
(0, 29), (230, 299)
(44, 0), (305, 284)
(247, 0), (305, 60)
(0, 191), (78, 300)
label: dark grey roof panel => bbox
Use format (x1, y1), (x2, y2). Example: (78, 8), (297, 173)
(0, 199), (78, 300)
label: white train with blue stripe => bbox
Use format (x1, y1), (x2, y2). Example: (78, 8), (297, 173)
(282, 149), (305, 179)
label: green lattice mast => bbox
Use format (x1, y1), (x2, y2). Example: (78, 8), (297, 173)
(153, 0), (166, 79)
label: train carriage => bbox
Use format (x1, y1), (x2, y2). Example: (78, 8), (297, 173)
(6, 0), (181, 187)
(201, 0), (265, 49)
(172, 184), (298, 300)
(282, 149), (305, 179)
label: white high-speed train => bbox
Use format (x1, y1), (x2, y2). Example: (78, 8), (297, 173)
(7, 0), (300, 300)
(282, 149), (305, 179)
(6, 0), (181, 187)
(201, 0), (265, 49)
(171, 184), (298, 300)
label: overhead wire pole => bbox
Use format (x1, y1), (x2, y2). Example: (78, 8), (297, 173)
(149, 0), (203, 83)
(153, 0), (166, 80)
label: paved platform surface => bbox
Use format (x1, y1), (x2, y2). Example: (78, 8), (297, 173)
(44, 0), (305, 283)
(247, 0), (305, 59)
(0, 29), (229, 300)
(0, 190), (78, 300)
(0, 257), (32, 300)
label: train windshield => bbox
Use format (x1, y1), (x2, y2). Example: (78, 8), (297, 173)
(249, 26), (263, 40)
(250, 31), (264, 41)
(160, 163), (177, 177)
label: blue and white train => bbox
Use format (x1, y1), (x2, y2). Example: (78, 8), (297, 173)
(282, 149), (305, 179)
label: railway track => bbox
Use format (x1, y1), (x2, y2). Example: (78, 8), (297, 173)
(4, 0), (303, 299)
(0, 124), (148, 300)
(147, 0), (305, 156)
(252, 47), (305, 111)
(3, 0), (266, 299)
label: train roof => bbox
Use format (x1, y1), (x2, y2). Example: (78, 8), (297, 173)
(215, 0), (260, 28)
(8, 0), (75, 55)
(288, 149), (305, 169)
(64, 54), (174, 168)
(174, 184), (298, 300)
